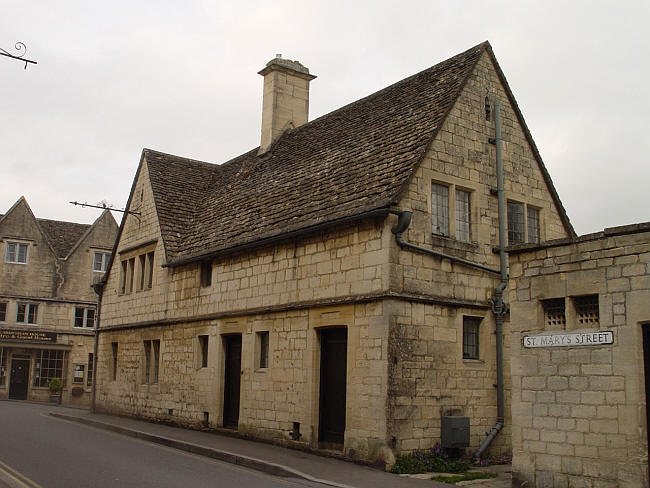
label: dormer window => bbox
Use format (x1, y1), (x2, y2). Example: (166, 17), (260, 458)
(5, 241), (29, 264)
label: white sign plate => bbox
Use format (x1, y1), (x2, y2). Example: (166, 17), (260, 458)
(523, 331), (613, 348)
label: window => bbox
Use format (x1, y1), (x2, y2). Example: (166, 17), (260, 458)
(74, 307), (95, 328)
(87, 353), (94, 387)
(574, 295), (599, 325)
(432, 183), (450, 236)
(507, 201), (525, 245)
(119, 246), (155, 294)
(93, 252), (110, 272)
(200, 261), (212, 288)
(198, 335), (209, 368)
(462, 316), (481, 360)
(120, 260), (128, 293)
(0, 302), (6, 322)
(34, 349), (66, 387)
(542, 298), (566, 329)
(138, 254), (146, 290)
(146, 252), (154, 289)
(16, 303), (38, 325)
(143, 339), (161, 384)
(455, 189), (471, 242)
(111, 342), (118, 381)
(432, 182), (472, 242)
(257, 331), (269, 369)
(527, 207), (540, 244)
(5, 241), (28, 264)
(73, 364), (85, 384)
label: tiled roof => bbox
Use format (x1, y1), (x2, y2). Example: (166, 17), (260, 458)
(147, 43), (487, 265)
(37, 219), (90, 258)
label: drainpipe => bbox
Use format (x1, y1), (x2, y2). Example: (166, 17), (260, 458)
(91, 282), (104, 413)
(474, 99), (508, 460)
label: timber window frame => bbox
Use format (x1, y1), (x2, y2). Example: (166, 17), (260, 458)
(508, 200), (541, 245)
(16, 302), (38, 325)
(119, 243), (156, 294)
(93, 251), (111, 272)
(431, 181), (473, 243)
(0, 302), (6, 323)
(5, 241), (29, 264)
(462, 316), (482, 360)
(34, 349), (67, 388)
(73, 307), (95, 328)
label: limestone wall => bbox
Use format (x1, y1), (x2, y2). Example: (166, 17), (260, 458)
(509, 227), (650, 487)
(96, 301), (391, 461)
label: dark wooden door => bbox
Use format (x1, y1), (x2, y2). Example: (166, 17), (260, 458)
(9, 359), (30, 400)
(223, 335), (242, 429)
(319, 328), (347, 446)
(642, 324), (650, 478)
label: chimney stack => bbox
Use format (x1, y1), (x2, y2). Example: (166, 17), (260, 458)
(258, 55), (316, 154)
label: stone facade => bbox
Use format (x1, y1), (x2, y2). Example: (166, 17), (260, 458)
(509, 224), (650, 487)
(95, 44), (572, 465)
(0, 197), (118, 406)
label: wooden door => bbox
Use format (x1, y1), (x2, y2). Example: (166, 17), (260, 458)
(223, 335), (242, 429)
(9, 359), (30, 400)
(319, 328), (347, 447)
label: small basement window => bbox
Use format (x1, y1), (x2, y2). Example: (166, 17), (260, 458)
(542, 298), (566, 329)
(574, 295), (599, 325)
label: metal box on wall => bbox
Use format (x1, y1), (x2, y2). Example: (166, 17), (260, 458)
(441, 416), (470, 448)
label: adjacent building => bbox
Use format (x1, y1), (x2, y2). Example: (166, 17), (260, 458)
(0, 197), (118, 406)
(509, 223), (650, 487)
(94, 42), (575, 464)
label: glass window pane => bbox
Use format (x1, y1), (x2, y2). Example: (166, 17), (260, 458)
(507, 201), (525, 245)
(432, 183), (449, 236)
(455, 190), (471, 242)
(527, 207), (540, 244)
(17, 244), (28, 263)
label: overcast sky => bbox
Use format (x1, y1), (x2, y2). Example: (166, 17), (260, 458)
(2, 1), (648, 236)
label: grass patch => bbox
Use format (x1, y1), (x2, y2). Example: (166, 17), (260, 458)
(431, 472), (498, 484)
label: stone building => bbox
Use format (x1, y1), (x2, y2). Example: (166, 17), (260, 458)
(0, 197), (118, 406)
(94, 42), (574, 464)
(509, 223), (650, 487)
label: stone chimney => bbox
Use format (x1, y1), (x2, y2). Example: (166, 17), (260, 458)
(258, 55), (316, 154)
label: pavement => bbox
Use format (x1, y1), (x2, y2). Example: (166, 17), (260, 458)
(49, 407), (512, 488)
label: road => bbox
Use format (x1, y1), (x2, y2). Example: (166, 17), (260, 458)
(0, 401), (327, 488)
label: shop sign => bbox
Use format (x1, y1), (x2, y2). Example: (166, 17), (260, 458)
(0, 330), (57, 343)
(523, 331), (613, 348)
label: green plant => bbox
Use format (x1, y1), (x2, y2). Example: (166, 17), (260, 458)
(390, 444), (470, 474)
(48, 378), (62, 394)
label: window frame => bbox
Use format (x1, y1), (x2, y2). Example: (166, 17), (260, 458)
(16, 302), (38, 325)
(198, 335), (209, 368)
(431, 180), (474, 243)
(5, 241), (29, 264)
(462, 316), (482, 360)
(455, 188), (471, 242)
(73, 307), (95, 328)
(542, 298), (566, 329)
(431, 182), (450, 237)
(142, 339), (161, 384)
(256, 331), (269, 370)
(93, 252), (111, 273)
(0, 302), (7, 323)
(34, 349), (67, 388)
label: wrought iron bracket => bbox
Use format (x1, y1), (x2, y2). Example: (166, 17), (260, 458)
(0, 42), (37, 69)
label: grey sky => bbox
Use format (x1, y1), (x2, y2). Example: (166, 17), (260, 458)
(2, 1), (648, 235)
